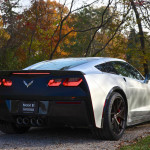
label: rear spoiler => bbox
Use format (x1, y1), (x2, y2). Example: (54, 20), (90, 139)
(0, 70), (84, 77)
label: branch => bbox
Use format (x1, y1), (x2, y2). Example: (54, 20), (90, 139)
(84, 0), (113, 56)
(92, 7), (131, 56)
(71, 0), (99, 13)
(28, 0), (39, 56)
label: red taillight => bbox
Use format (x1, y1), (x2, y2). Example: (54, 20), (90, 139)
(63, 78), (82, 87)
(48, 79), (62, 87)
(0, 79), (2, 86)
(2, 79), (12, 87)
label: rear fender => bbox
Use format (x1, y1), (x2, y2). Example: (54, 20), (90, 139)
(84, 74), (127, 128)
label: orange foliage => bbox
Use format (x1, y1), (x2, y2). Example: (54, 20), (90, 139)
(18, 0), (76, 59)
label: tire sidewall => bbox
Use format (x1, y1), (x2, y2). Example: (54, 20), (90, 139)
(104, 92), (127, 140)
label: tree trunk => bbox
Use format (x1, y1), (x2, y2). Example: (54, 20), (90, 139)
(130, 0), (149, 76)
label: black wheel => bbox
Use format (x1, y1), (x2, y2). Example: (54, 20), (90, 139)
(0, 120), (30, 134)
(93, 92), (127, 140)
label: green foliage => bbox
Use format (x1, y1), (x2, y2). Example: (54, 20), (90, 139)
(120, 136), (150, 150)
(63, 6), (114, 56)
(127, 28), (150, 74)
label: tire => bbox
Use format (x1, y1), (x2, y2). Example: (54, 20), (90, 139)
(93, 92), (127, 140)
(0, 120), (30, 134)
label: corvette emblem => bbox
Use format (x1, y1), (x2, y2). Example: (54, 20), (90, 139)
(23, 80), (34, 88)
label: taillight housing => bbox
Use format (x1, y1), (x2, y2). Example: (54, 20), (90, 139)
(63, 78), (83, 87)
(48, 77), (83, 87)
(2, 79), (12, 87)
(48, 79), (62, 87)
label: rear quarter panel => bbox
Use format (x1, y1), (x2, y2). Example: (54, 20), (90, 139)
(84, 73), (127, 128)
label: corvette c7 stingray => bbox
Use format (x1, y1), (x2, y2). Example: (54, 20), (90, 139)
(0, 57), (150, 140)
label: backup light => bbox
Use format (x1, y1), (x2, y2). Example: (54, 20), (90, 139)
(63, 78), (83, 87)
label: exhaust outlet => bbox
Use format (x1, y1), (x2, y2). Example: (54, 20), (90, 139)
(37, 118), (44, 126)
(16, 117), (23, 125)
(30, 118), (37, 126)
(23, 118), (29, 125)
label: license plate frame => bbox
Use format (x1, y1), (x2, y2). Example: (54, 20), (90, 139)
(21, 101), (38, 114)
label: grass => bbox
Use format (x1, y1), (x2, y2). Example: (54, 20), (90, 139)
(120, 136), (150, 150)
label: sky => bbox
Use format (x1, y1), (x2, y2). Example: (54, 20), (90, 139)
(19, 0), (109, 12)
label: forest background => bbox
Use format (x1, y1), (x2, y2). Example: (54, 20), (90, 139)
(0, 0), (149, 75)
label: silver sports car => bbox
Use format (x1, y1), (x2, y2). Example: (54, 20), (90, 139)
(0, 57), (149, 140)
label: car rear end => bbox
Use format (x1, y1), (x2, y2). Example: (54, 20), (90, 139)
(0, 70), (95, 129)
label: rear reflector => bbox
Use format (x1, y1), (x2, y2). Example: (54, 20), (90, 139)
(56, 101), (81, 104)
(0, 79), (2, 86)
(48, 79), (62, 87)
(13, 73), (50, 75)
(63, 78), (83, 86)
(2, 79), (12, 87)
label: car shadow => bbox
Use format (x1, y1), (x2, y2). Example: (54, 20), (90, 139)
(0, 122), (149, 149)
(0, 127), (102, 149)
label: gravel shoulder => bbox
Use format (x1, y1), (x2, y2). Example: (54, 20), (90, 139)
(0, 122), (149, 150)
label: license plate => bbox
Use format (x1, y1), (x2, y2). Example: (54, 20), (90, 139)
(21, 101), (38, 113)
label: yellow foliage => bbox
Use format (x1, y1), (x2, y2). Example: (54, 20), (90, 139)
(56, 48), (69, 56)
(0, 17), (10, 48)
(96, 32), (127, 60)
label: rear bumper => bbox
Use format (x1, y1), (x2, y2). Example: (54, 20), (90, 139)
(0, 98), (94, 128)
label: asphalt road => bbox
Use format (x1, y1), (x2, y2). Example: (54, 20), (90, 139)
(0, 122), (150, 150)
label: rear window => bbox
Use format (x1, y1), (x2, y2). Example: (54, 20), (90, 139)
(25, 59), (94, 70)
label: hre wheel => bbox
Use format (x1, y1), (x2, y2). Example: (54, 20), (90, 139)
(93, 92), (127, 140)
(0, 120), (30, 134)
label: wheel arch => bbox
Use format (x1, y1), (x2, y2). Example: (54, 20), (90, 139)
(98, 86), (128, 140)
(105, 86), (128, 114)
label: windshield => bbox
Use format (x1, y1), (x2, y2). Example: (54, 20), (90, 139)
(25, 59), (94, 70)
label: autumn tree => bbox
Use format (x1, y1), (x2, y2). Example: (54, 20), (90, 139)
(123, 0), (150, 75)
(0, 17), (10, 49)
(15, 0), (76, 68)
(62, 6), (128, 58)
(127, 28), (150, 74)
(0, 0), (22, 69)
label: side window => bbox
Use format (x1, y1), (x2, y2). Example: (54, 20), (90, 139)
(113, 61), (144, 80)
(95, 62), (118, 75)
(95, 61), (144, 80)
(112, 62), (130, 77)
(124, 63), (144, 80)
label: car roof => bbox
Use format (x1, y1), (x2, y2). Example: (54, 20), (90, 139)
(65, 57), (126, 73)
(43, 57), (125, 65)
(24, 57), (126, 73)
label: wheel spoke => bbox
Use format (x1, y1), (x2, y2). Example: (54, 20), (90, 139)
(119, 123), (124, 129)
(116, 108), (125, 120)
(112, 118), (115, 125)
(114, 116), (120, 126)
(110, 97), (126, 134)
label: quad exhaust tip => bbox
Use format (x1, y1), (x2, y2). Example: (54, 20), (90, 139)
(16, 117), (23, 125)
(37, 118), (44, 126)
(23, 118), (30, 125)
(16, 117), (44, 126)
(30, 118), (37, 126)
